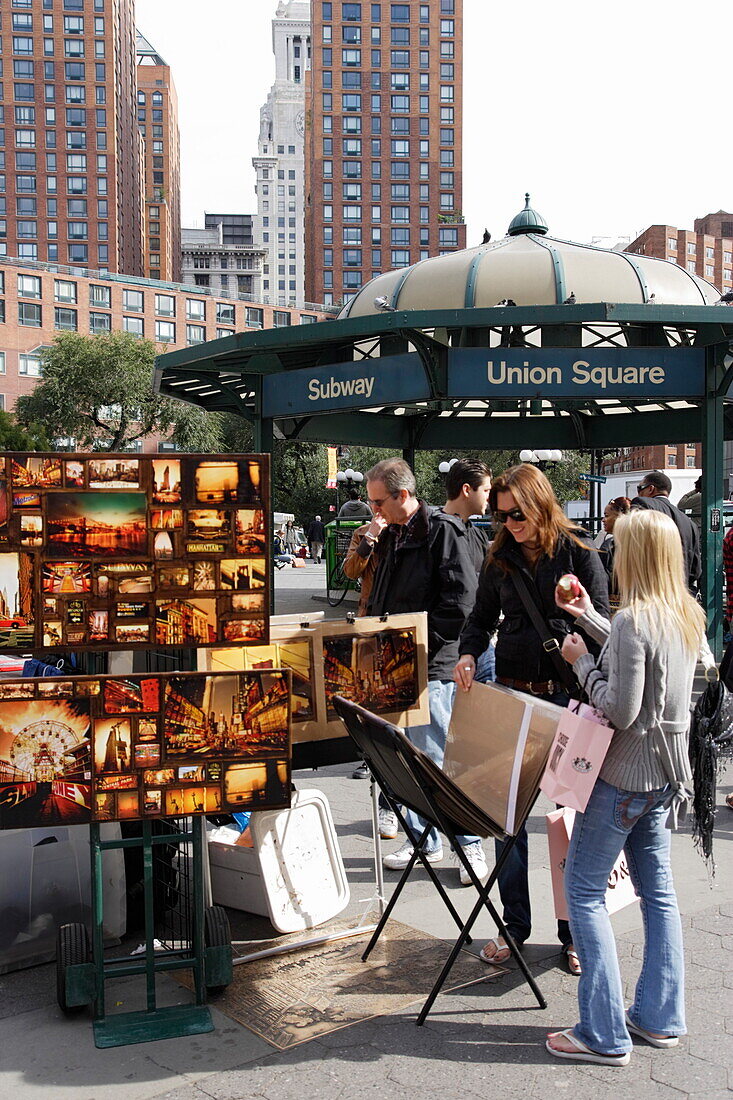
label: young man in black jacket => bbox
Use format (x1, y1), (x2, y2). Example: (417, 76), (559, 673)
(363, 457), (488, 884)
(631, 471), (701, 594)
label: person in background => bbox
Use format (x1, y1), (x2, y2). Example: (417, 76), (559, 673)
(546, 509), (704, 1066)
(455, 462), (610, 973)
(677, 476), (702, 528)
(283, 519), (298, 555)
(365, 457), (489, 886)
(631, 471), (700, 594)
(599, 496), (631, 610)
(338, 488), (373, 519)
(306, 515), (326, 563)
(723, 522), (733, 643)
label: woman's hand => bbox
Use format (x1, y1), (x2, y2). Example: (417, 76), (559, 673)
(555, 579), (592, 618)
(454, 654), (476, 691)
(562, 633), (588, 665)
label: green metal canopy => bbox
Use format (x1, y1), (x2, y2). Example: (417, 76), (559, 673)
(153, 201), (733, 652)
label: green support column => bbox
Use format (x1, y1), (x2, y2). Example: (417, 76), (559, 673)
(702, 350), (724, 657)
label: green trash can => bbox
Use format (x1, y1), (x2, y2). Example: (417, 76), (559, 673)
(324, 519), (362, 606)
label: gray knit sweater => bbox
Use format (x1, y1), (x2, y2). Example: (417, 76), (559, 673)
(573, 605), (694, 798)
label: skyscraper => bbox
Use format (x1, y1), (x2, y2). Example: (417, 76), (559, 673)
(2, 0), (145, 275)
(304, 0), (466, 307)
(252, 1), (311, 308)
(136, 32), (181, 283)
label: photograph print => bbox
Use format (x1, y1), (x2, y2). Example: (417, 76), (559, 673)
(323, 629), (420, 718)
(46, 493), (148, 558)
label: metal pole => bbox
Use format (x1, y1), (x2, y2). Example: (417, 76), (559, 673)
(91, 822), (106, 1019)
(703, 349), (724, 656)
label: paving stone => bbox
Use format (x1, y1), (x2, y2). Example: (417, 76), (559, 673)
(690, 911), (727, 936)
(650, 1052), (728, 1092)
(687, 1032), (733, 1069)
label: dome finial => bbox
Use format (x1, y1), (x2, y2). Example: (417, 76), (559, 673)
(508, 193), (548, 236)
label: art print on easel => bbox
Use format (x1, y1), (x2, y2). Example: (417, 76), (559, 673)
(0, 453), (270, 653)
(0, 670), (291, 829)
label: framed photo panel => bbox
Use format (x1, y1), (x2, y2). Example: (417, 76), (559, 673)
(0, 453), (270, 652)
(0, 670), (291, 829)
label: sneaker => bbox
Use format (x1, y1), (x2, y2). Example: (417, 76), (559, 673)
(383, 840), (443, 870)
(351, 761), (370, 779)
(455, 842), (489, 886)
(378, 808), (398, 840)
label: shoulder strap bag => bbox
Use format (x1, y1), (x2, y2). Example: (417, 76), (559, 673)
(510, 567), (578, 696)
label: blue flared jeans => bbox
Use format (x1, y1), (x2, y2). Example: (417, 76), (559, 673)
(566, 777), (686, 1055)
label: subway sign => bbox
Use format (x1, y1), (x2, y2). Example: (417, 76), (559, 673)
(448, 347), (705, 398)
(260, 345), (705, 418)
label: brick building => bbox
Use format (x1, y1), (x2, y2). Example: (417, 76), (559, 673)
(304, 0), (466, 307)
(136, 32), (181, 283)
(0, 255), (324, 440)
(626, 211), (733, 296)
(2, 0), (146, 276)
(600, 443), (702, 477)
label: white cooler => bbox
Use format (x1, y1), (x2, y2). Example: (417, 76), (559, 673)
(208, 788), (349, 933)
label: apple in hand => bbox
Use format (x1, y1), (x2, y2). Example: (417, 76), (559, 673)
(556, 573), (581, 600)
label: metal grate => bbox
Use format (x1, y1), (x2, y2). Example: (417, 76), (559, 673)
(152, 816), (195, 954)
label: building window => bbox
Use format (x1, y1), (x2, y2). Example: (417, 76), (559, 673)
(155, 293), (175, 317)
(216, 302), (235, 326)
(246, 306), (263, 328)
(687, 242), (695, 255)
(667, 454), (677, 466)
(155, 320), (175, 343)
(185, 298), (206, 322)
(89, 283), (110, 308)
(273, 311), (292, 328)
(18, 301), (42, 327)
(54, 306), (77, 330)
(89, 311), (110, 334)
(186, 324), (205, 345)
(0, 353), (5, 374)
(123, 288), (144, 312)
(123, 316), (144, 337)
(19, 353), (43, 377)
(667, 237), (676, 250)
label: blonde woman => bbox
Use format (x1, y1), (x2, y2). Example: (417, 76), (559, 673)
(547, 508), (706, 1067)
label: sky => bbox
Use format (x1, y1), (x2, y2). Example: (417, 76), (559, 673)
(136, 0), (729, 247)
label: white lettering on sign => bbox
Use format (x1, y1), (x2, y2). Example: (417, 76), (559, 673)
(485, 360), (666, 390)
(308, 375), (376, 401)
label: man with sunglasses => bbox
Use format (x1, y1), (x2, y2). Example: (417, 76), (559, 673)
(631, 471), (700, 594)
(363, 457), (488, 885)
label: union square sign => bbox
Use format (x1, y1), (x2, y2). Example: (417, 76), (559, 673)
(262, 346), (704, 418)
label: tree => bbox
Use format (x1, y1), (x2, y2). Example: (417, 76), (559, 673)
(0, 409), (49, 450)
(15, 331), (224, 452)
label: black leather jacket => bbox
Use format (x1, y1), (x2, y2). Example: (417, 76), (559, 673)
(366, 502), (478, 681)
(459, 532), (610, 684)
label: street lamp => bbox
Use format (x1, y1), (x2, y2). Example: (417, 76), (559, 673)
(438, 458), (458, 474)
(336, 468), (363, 513)
(519, 449), (564, 470)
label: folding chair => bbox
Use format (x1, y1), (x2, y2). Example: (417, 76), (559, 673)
(333, 695), (547, 1025)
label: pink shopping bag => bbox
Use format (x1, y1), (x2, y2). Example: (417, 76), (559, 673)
(539, 700), (614, 812)
(546, 807), (638, 921)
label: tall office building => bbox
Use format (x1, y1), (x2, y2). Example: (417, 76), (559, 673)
(136, 32), (181, 283)
(252, 1), (311, 308)
(2, 0), (145, 275)
(304, 0), (465, 307)
(626, 211), (733, 296)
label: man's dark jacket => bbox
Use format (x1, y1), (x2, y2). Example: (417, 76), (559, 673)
(366, 502), (478, 681)
(459, 533), (610, 686)
(307, 519), (325, 543)
(630, 494), (701, 593)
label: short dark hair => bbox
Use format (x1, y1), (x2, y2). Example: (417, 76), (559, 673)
(445, 458), (492, 500)
(641, 471), (672, 495)
(348, 487), (359, 500)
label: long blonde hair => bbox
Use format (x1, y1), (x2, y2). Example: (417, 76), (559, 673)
(613, 509), (705, 654)
(488, 463), (591, 565)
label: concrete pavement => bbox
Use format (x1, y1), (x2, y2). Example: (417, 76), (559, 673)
(1, 561), (731, 1098)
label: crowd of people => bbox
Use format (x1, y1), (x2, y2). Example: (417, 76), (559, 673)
(325, 455), (719, 1067)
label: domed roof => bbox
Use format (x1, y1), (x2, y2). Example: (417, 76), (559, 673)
(340, 198), (719, 319)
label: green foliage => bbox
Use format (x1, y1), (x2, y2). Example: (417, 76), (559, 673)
(14, 331), (224, 452)
(0, 409), (49, 451)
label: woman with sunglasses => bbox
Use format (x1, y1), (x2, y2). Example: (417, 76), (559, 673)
(454, 462), (610, 973)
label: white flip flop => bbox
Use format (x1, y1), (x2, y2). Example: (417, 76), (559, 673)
(626, 1012), (679, 1048)
(546, 1028), (631, 1066)
(479, 936), (511, 965)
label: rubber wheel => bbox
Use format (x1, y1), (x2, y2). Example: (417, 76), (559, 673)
(327, 562), (350, 607)
(56, 922), (91, 1015)
(204, 905), (232, 996)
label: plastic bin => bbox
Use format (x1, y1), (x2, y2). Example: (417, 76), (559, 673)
(208, 788), (349, 933)
(0, 823), (126, 974)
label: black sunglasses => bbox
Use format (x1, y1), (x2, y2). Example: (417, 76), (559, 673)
(637, 483), (650, 492)
(494, 507), (527, 523)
